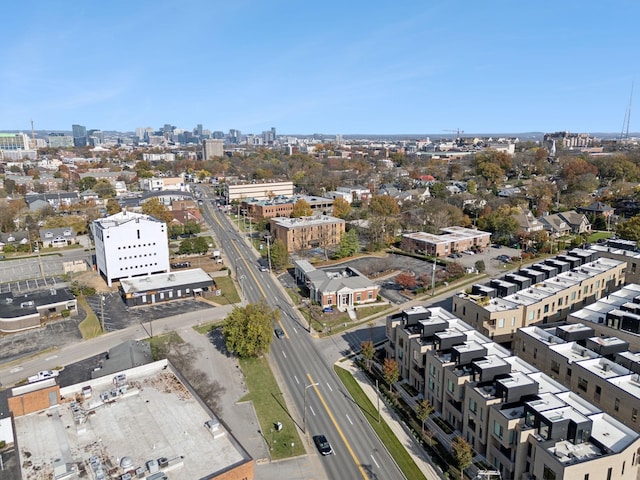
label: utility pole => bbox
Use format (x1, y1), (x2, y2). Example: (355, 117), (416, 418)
(266, 235), (273, 272)
(431, 255), (437, 296)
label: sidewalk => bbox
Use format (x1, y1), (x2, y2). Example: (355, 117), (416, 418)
(340, 360), (447, 480)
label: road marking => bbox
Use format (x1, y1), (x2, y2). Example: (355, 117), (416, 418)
(282, 351), (287, 359)
(294, 375), (299, 385)
(10, 367), (23, 373)
(370, 454), (380, 469)
(309, 406), (316, 417)
(307, 373), (367, 479)
(45, 355), (58, 361)
(346, 414), (353, 425)
(327, 382), (333, 392)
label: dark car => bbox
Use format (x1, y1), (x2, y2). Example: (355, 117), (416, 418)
(497, 255), (511, 263)
(274, 327), (285, 339)
(313, 434), (333, 456)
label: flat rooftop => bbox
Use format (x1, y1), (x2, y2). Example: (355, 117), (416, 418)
(14, 361), (251, 479)
(120, 268), (214, 294)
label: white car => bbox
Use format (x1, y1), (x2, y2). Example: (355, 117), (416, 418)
(463, 250), (475, 255)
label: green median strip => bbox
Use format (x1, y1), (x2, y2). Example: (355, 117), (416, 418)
(334, 365), (427, 480)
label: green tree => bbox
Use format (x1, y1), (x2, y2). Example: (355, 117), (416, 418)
(360, 340), (375, 373)
(77, 176), (97, 191)
(270, 239), (288, 270)
(168, 223), (183, 238)
(223, 301), (279, 357)
(193, 236), (209, 254)
(382, 357), (399, 393)
(474, 260), (486, 273)
(467, 179), (477, 194)
(183, 220), (202, 235)
(106, 198), (122, 215)
(415, 399), (434, 435)
(616, 216), (640, 242)
(291, 199), (313, 217)
(178, 238), (194, 254)
(429, 181), (448, 199)
(332, 197), (352, 219)
(334, 229), (359, 258)
(93, 179), (116, 198)
(368, 195), (400, 248)
(141, 197), (173, 224)
(451, 436), (473, 480)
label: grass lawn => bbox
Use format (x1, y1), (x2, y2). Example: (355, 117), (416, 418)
(334, 365), (428, 480)
(356, 304), (392, 319)
(147, 331), (185, 360)
(78, 296), (102, 339)
(588, 231), (613, 242)
(214, 276), (240, 304)
(238, 356), (305, 459)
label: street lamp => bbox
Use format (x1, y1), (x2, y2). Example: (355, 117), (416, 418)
(239, 275), (246, 306)
(304, 382), (319, 433)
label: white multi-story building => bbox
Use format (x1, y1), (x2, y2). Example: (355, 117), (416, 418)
(92, 211), (170, 287)
(203, 138), (224, 159)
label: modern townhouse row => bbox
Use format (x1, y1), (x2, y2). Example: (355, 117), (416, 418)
(451, 248), (626, 345)
(385, 306), (640, 480)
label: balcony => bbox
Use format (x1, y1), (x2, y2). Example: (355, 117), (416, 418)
(489, 442), (515, 468)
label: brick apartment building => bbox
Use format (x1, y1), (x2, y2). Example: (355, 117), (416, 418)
(270, 215), (345, 253)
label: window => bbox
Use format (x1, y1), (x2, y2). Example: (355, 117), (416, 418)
(447, 379), (455, 393)
(584, 475), (589, 480)
(544, 304), (549, 314)
(543, 465), (556, 480)
(614, 398), (620, 412)
(607, 467), (612, 480)
(551, 360), (560, 374)
(571, 292), (576, 301)
(528, 311), (534, 321)
(469, 398), (477, 414)
(533, 348), (537, 359)
(632, 408), (638, 423)
(539, 422), (550, 440)
(493, 421), (503, 439)
(595, 385), (601, 402)
(567, 367), (571, 377)
(578, 377), (588, 392)
(498, 318), (504, 328)
(558, 297), (563, 307)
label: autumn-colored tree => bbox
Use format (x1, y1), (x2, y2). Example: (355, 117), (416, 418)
(360, 340), (375, 372)
(451, 436), (473, 480)
(291, 199), (312, 218)
(106, 198), (121, 215)
(446, 262), (465, 277)
(416, 399), (434, 435)
(382, 358), (399, 393)
(141, 197), (173, 224)
(332, 197), (351, 219)
(395, 272), (417, 290)
(369, 195), (400, 216)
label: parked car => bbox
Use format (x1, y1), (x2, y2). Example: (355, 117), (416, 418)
(313, 434), (333, 456)
(497, 255), (511, 263)
(463, 250), (474, 255)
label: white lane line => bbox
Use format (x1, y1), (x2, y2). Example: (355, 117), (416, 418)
(346, 414), (353, 425)
(310, 406), (316, 417)
(327, 383), (333, 392)
(10, 367), (23, 373)
(293, 327), (297, 334)
(370, 454), (380, 469)
(294, 375), (299, 385)
(282, 350), (287, 359)
(45, 355), (58, 361)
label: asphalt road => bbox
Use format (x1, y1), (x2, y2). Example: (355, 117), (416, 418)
(201, 189), (405, 480)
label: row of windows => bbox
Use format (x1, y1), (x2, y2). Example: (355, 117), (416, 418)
(119, 263), (158, 271)
(118, 253), (158, 260)
(117, 243), (157, 249)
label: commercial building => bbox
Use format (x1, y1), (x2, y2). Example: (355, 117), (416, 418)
(72, 124), (87, 146)
(385, 305), (640, 480)
(451, 248), (625, 344)
(270, 215), (345, 253)
(92, 211), (170, 287)
(203, 138), (224, 159)
(242, 194), (334, 220)
(120, 268), (216, 306)
(0, 288), (77, 333)
(47, 133), (74, 148)
(293, 260), (379, 311)
(224, 181), (294, 203)
(139, 175), (188, 192)
(402, 226), (491, 257)
(3, 359), (254, 479)
(0, 132), (36, 160)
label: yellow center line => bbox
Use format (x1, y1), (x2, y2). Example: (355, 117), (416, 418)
(307, 373), (367, 479)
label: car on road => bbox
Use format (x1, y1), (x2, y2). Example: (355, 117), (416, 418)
(313, 434), (333, 456)
(274, 327), (285, 338)
(259, 265), (268, 272)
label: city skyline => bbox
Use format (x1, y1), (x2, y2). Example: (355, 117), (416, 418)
(2, 1), (638, 135)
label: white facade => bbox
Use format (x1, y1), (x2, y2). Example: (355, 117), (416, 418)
(203, 139), (224, 159)
(92, 211), (170, 287)
(138, 176), (187, 192)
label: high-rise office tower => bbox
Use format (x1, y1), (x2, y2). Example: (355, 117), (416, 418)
(203, 139), (224, 159)
(72, 124), (87, 147)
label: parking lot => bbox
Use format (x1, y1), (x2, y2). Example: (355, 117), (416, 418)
(84, 292), (216, 332)
(0, 255), (67, 283)
(0, 276), (65, 294)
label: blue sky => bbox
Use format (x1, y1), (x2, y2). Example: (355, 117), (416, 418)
(2, 1), (639, 135)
